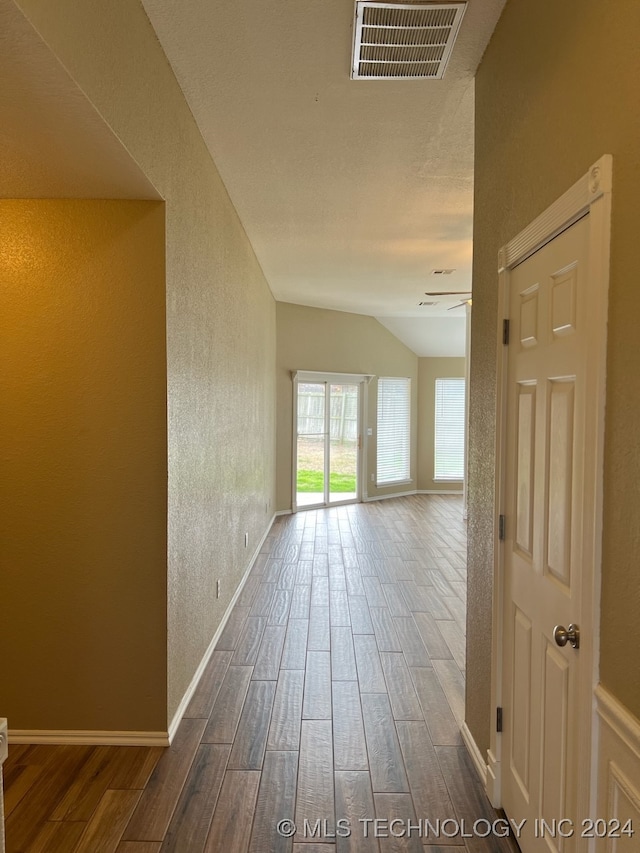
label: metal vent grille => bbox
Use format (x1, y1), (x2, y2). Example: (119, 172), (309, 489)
(351, 2), (467, 80)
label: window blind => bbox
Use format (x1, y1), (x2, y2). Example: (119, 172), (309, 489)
(377, 377), (411, 485)
(434, 377), (465, 480)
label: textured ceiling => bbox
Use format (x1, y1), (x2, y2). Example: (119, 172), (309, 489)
(378, 314), (467, 357)
(141, 0), (505, 353)
(2, 0), (505, 355)
(0, 0), (159, 199)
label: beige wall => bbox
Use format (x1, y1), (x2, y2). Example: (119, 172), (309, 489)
(417, 357), (466, 492)
(469, 0), (640, 753)
(0, 200), (167, 731)
(276, 303), (418, 512)
(11, 0), (277, 726)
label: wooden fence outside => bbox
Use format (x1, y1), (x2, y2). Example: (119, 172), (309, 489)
(297, 389), (358, 442)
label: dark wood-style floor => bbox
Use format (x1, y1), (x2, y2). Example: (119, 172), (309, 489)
(4, 495), (516, 853)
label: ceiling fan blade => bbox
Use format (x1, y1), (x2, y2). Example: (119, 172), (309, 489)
(447, 301), (469, 311)
(424, 291), (472, 297)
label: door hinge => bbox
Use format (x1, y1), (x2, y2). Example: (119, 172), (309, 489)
(496, 706), (503, 733)
(502, 318), (510, 345)
(498, 514), (506, 541)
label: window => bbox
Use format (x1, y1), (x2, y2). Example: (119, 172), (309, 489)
(376, 377), (411, 485)
(434, 377), (465, 480)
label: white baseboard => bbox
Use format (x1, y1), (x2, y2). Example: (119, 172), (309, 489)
(595, 684), (640, 849)
(167, 513), (277, 743)
(281, 492), (457, 511)
(8, 729), (169, 746)
(461, 722), (488, 788)
(363, 489), (417, 503)
(0, 719), (7, 763)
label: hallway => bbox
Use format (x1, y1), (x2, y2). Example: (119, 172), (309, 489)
(4, 496), (516, 852)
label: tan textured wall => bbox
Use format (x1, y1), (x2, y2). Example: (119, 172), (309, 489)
(0, 200), (167, 731)
(469, 0), (640, 753)
(13, 0), (277, 724)
(417, 358), (466, 492)
(276, 303), (418, 511)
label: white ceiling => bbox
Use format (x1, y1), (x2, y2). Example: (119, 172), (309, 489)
(1, 0), (505, 357)
(378, 314), (467, 357)
(0, 0), (159, 200)
(141, 0), (505, 356)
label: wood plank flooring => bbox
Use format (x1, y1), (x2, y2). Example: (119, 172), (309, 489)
(3, 495), (518, 852)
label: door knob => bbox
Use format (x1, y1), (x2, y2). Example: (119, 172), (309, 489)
(553, 624), (580, 649)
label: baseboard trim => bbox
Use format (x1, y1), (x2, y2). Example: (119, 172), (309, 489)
(280, 492), (458, 511)
(595, 683), (640, 758)
(0, 719), (8, 763)
(167, 513), (277, 743)
(461, 722), (488, 788)
(363, 489), (417, 503)
(8, 729), (170, 746)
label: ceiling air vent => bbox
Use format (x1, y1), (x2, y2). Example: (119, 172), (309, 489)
(351, 2), (467, 80)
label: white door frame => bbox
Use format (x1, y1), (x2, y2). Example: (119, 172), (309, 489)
(291, 371), (372, 512)
(488, 156), (613, 821)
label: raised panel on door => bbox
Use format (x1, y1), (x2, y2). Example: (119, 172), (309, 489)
(520, 284), (540, 349)
(511, 606), (533, 800)
(550, 264), (578, 339)
(545, 380), (575, 589)
(515, 383), (536, 558)
(540, 642), (570, 852)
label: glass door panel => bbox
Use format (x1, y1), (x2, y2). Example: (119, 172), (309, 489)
(296, 382), (326, 507)
(328, 383), (359, 504)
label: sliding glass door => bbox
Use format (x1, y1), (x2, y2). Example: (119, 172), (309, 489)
(294, 375), (363, 510)
(295, 382), (326, 508)
(327, 382), (359, 504)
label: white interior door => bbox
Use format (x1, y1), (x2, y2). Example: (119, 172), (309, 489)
(501, 214), (595, 852)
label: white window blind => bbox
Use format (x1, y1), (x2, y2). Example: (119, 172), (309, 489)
(434, 378), (465, 480)
(377, 377), (411, 485)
